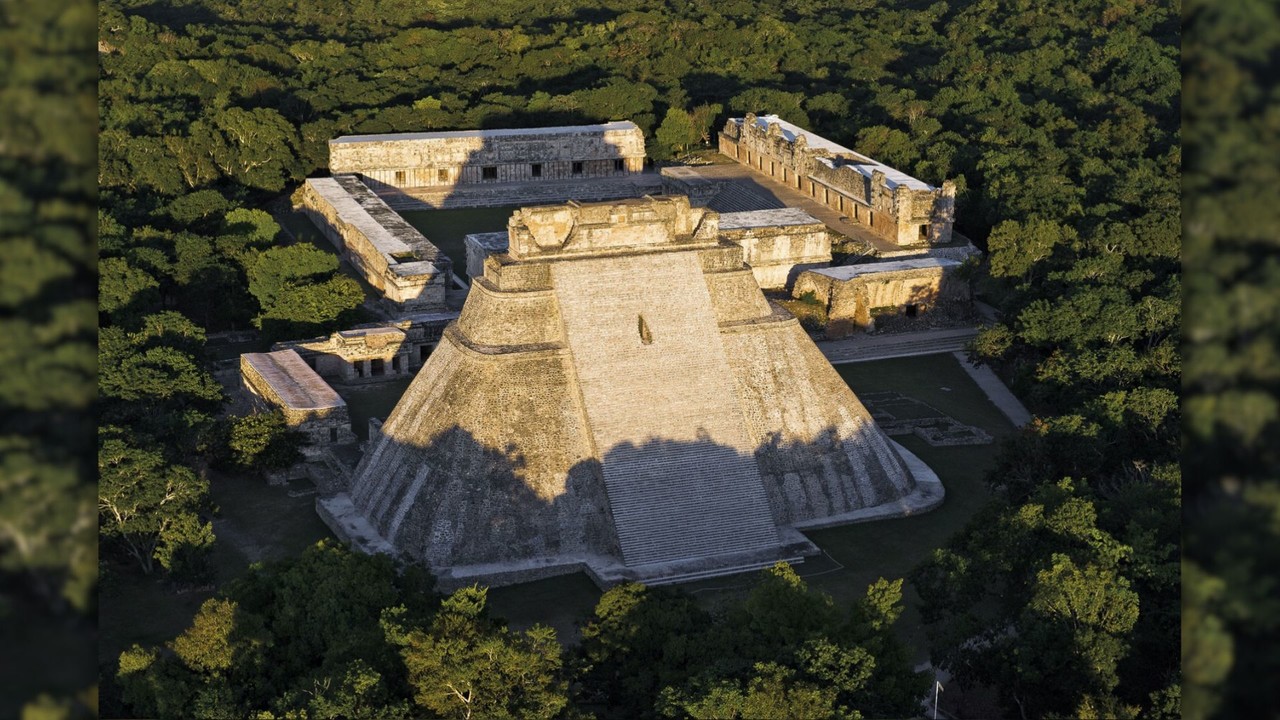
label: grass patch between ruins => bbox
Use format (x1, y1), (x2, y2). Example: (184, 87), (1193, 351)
(398, 205), (521, 277)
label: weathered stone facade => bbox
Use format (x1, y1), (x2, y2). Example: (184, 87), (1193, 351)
(720, 114), (956, 247)
(458, 207), (830, 291)
(272, 311), (458, 384)
(319, 196), (942, 589)
(329, 122), (646, 189)
(463, 232), (510, 279)
(296, 175), (451, 312)
(241, 350), (357, 457)
(794, 257), (969, 338)
(717, 208), (830, 290)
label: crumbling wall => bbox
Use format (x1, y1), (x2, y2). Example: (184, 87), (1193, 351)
(295, 176), (450, 311)
(328, 122), (646, 189)
(718, 209), (831, 290)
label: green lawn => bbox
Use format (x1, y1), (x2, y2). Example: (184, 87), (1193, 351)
(397, 206), (519, 277)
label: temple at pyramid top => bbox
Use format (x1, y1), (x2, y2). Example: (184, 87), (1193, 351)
(318, 195), (943, 588)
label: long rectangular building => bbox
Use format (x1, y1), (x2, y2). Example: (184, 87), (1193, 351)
(720, 114), (956, 247)
(329, 121), (647, 189)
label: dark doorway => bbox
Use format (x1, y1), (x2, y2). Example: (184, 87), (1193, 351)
(905, 304), (919, 318)
(531, 163), (542, 178)
(572, 161), (584, 175)
(482, 166), (498, 180)
(370, 358), (385, 376)
(419, 344), (433, 365)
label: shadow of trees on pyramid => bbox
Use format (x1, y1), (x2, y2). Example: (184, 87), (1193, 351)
(347, 415), (921, 581)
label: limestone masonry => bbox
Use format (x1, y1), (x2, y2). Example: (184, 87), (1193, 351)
(720, 114), (956, 247)
(318, 196), (943, 588)
(272, 311), (459, 384)
(241, 350), (357, 457)
(297, 175), (451, 312)
(795, 257), (970, 337)
(329, 121), (646, 189)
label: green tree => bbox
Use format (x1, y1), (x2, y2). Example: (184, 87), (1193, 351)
(394, 585), (567, 720)
(117, 541), (428, 719)
(97, 434), (211, 575)
(654, 107), (699, 160)
(227, 411), (304, 474)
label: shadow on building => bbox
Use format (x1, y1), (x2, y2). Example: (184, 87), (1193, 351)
(319, 418), (943, 591)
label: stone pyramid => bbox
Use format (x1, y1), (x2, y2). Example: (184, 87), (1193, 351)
(319, 195), (941, 588)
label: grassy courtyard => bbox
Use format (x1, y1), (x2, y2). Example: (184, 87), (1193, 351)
(398, 206), (521, 277)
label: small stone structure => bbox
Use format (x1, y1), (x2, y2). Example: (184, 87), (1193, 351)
(272, 311), (459, 384)
(319, 195), (942, 589)
(241, 350), (357, 457)
(463, 232), (510, 279)
(329, 121), (646, 189)
(459, 207), (830, 291)
(720, 114), (956, 247)
(296, 175), (451, 312)
(717, 208), (830, 290)
(794, 257), (969, 338)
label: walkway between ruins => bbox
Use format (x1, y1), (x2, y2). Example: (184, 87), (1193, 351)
(681, 163), (901, 252)
(818, 326), (979, 364)
(951, 351), (1033, 428)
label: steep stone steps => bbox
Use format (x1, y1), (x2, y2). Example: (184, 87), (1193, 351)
(551, 253), (781, 568)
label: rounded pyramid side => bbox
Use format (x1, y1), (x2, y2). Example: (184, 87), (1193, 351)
(721, 312), (919, 526)
(346, 326), (619, 570)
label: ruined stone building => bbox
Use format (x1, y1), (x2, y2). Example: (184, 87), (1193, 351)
(329, 121), (647, 189)
(319, 196), (941, 588)
(241, 350), (357, 457)
(297, 175), (452, 313)
(272, 310), (459, 385)
(720, 114), (957, 247)
(794, 257), (970, 338)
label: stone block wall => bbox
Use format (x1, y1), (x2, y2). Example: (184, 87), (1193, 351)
(328, 121), (646, 190)
(295, 176), (450, 312)
(720, 114), (956, 247)
(240, 350), (357, 456)
(718, 209), (831, 290)
(794, 258), (969, 338)
(273, 311), (458, 384)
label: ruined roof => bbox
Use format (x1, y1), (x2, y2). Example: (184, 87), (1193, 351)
(463, 232), (511, 252)
(307, 177), (446, 274)
(812, 257), (961, 281)
(332, 121), (640, 145)
(242, 350), (345, 411)
(718, 208), (823, 230)
(737, 115), (932, 192)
